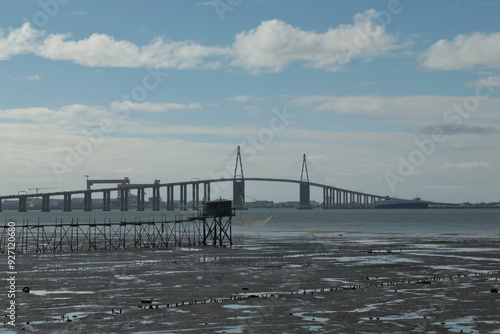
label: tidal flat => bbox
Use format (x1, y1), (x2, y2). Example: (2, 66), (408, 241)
(7, 233), (500, 333)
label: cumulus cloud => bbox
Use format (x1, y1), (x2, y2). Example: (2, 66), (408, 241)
(1, 10), (401, 72)
(38, 33), (228, 69)
(230, 10), (401, 73)
(421, 32), (500, 70)
(110, 101), (202, 112)
(0, 23), (42, 60)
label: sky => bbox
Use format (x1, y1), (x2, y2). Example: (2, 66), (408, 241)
(0, 0), (499, 203)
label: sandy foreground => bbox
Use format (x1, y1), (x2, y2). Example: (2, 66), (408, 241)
(3, 232), (500, 333)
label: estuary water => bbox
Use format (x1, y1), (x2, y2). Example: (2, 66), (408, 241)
(1, 208), (499, 236)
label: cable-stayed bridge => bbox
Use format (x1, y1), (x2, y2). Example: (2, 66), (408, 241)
(0, 147), (388, 212)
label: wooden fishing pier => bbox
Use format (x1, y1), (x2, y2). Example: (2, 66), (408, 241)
(0, 201), (234, 254)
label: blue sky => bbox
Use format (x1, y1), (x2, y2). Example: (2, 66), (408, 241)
(1, 0), (499, 203)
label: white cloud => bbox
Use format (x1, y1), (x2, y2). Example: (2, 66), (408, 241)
(110, 101), (202, 112)
(467, 76), (500, 87)
(0, 106), (56, 120)
(421, 32), (500, 70)
(292, 94), (500, 125)
(227, 95), (264, 102)
(1, 11), (401, 73)
(39, 32), (141, 67)
(24, 74), (41, 81)
(230, 10), (401, 73)
(0, 104), (113, 131)
(245, 106), (264, 114)
(9, 74), (42, 81)
(38, 33), (228, 69)
(444, 161), (492, 170)
(0, 23), (42, 60)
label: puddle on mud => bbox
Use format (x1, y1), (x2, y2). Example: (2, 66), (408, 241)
(322, 277), (351, 284)
(352, 299), (406, 313)
(223, 304), (266, 310)
(435, 315), (477, 333)
(331, 256), (422, 265)
(215, 325), (246, 333)
(293, 312), (329, 323)
(30, 290), (95, 296)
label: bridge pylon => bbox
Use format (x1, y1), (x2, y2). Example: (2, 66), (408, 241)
(299, 154), (312, 209)
(233, 146), (245, 210)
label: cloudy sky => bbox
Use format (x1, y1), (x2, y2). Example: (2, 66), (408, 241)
(1, 0), (499, 203)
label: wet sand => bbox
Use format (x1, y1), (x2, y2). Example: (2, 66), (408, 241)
(6, 232), (500, 333)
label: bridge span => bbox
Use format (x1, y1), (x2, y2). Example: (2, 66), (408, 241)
(0, 177), (386, 212)
(0, 148), (388, 212)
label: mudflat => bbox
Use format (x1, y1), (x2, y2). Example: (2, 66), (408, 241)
(7, 233), (500, 333)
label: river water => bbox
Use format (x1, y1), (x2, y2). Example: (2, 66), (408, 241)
(1, 208), (499, 235)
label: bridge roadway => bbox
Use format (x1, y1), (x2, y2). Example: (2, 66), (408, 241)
(0, 177), (387, 212)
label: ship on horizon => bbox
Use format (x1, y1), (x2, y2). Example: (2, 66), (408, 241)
(374, 196), (429, 209)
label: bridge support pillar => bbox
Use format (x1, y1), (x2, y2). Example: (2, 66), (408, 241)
(18, 195), (27, 212)
(166, 185), (174, 210)
(323, 187), (334, 209)
(103, 190), (111, 211)
(63, 193), (72, 212)
(233, 179), (245, 210)
(192, 183), (200, 210)
(180, 184), (187, 210)
(204, 182), (210, 202)
(0, 199), (2, 212)
(299, 182), (311, 209)
(137, 188), (145, 211)
(120, 189), (129, 211)
(83, 192), (91, 212)
(42, 195), (51, 212)
(323, 188), (327, 209)
(152, 186), (160, 211)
